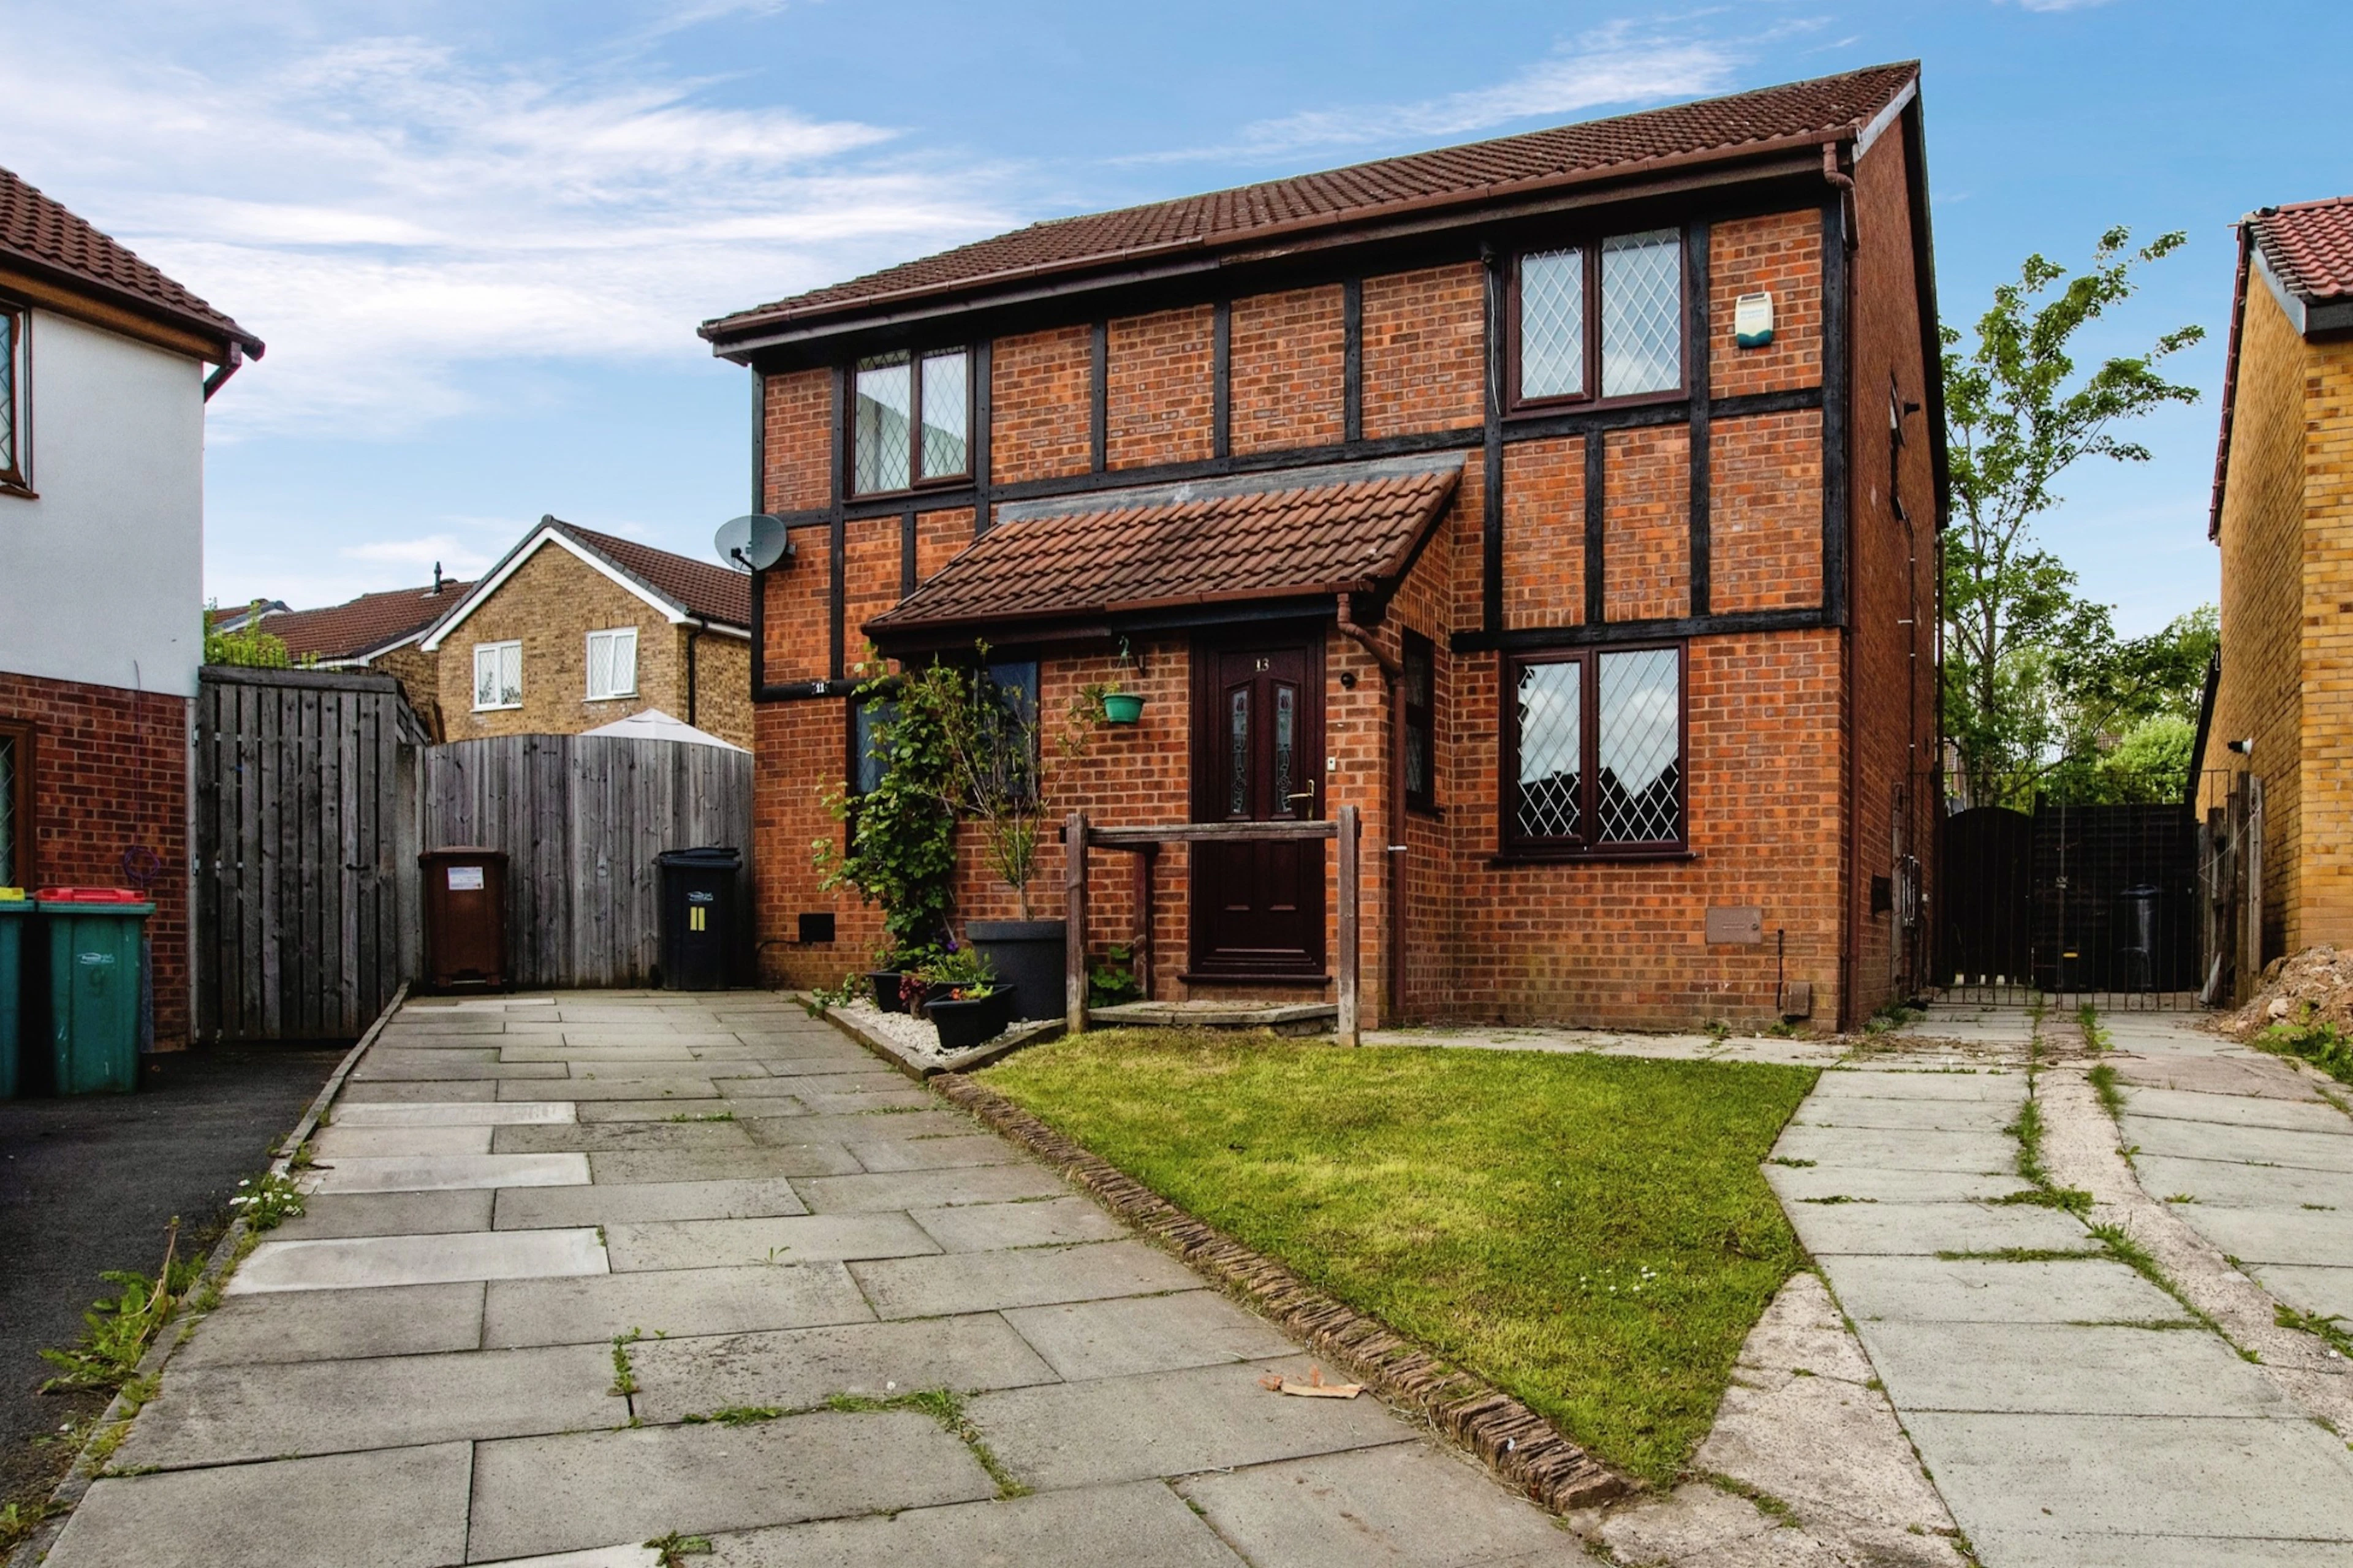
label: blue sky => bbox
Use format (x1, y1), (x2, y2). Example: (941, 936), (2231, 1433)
(6, 0), (2347, 631)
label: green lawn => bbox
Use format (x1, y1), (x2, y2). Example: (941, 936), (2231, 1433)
(981, 1030), (1815, 1487)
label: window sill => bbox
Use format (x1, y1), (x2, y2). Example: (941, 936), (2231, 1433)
(1406, 801), (1444, 820)
(584, 694), (638, 703)
(1488, 848), (1697, 867)
(472, 703), (523, 713)
(849, 474), (972, 503)
(0, 479), (36, 501)
(1504, 388), (1686, 420)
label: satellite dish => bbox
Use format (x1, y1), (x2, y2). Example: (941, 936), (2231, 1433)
(714, 514), (791, 572)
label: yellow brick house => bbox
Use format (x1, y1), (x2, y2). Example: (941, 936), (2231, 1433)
(2205, 197), (2353, 961)
(418, 515), (754, 748)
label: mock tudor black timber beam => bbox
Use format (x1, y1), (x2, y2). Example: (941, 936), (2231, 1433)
(1342, 277), (1364, 445)
(973, 337), (994, 536)
(749, 368), (768, 698)
(1089, 319), (1108, 473)
(1451, 606), (1822, 653)
(901, 507), (917, 596)
(1584, 427), (1607, 627)
(1482, 246), (1506, 637)
(1211, 299), (1232, 460)
(1685, 219), (1713, 618)
(1820, 196), (1851, 631)
(829, 363), (848, 680)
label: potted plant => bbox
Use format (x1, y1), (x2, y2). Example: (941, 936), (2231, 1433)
(940, 653), (1066, 1021)
(1071, 638), (1146, 725)
(868, 944), (935, 1013)
(912, 947), (1011, 1049)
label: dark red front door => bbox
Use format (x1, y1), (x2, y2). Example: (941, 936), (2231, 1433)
(1189, 634), (1325, 979)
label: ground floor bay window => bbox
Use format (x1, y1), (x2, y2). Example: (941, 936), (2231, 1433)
(1503, 644), (1685, 858)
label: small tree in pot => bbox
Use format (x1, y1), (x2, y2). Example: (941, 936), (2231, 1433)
(935, 653), (1067, 1022)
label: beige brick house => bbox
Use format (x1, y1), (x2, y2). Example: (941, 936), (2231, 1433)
(418, 516), (753, 747)
(2205, 197), (2353, 961)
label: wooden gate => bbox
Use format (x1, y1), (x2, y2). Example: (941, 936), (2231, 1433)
(422, 733), (752, 988)
(194, 666), (428, 1042)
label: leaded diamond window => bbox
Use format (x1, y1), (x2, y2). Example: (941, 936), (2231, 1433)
(1506, 645), (1684, 854)
(1403, 632), (1436, 812)
(1518, 248), (1585, 400)
(1601, 231), (1682, 397)
(1515, 661), (1583, 842)
(852, 347), (969, 496)
(1512, 229), (1683, 407)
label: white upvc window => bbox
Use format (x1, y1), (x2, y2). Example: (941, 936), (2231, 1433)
(472, 640), (522, 710)
(585, 627), (638, 701)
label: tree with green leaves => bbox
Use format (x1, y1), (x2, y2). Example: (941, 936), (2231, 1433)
(202, 601), (294, 668)
(1941, 227), (2205, 801)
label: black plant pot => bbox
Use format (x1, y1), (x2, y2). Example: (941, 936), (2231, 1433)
(927, 996), (1001, 1052)
(966, 920), (1066, 1022)
(868, 972), (907, 1013)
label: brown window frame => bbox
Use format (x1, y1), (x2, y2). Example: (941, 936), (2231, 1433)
(1402, 629), (1437, 816)
(1498, 642), (1689, 861)
(1504, 231), (1688, 416)
(0, 718), (34, 889)
(849, 347), (972, 499)
(0, 300), (27, 495)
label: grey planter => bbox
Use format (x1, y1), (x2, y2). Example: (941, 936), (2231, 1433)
(965, 919), (1066, 1021)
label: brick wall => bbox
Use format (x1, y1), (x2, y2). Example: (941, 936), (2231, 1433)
(1711, 211), (1823, 398)
(752, 695), (881, 986)
(0, 670), (192, 1047)
(686, 629), (754, 748)
(1602, 426), (1692, 622)
(991, 326), (1093, 484)
(840, 518), (900, 672)
(762, 532), (832, 684)
(1710, 411), (1824, 612)
(1230, 286), (1345, 453)
(764, 368), (833, 512)
(918, 507), (976, 583)
(436, 544), (688, 740)
(1362, 263), (1485, 438)
(1502, 437), (1585, 627)
(1107, 306), (1214, 470)
(368, 642), (445, 738)
(2299, 332), (2353, 947)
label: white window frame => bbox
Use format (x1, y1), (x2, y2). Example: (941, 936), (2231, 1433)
(472, 640), (523, 710)
(585, 627), (638, 702)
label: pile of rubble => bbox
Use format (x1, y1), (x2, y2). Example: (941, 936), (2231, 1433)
(2220, 945), (2353, 1039)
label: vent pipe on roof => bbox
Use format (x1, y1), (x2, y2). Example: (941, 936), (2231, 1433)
(432, 561), (445, 596)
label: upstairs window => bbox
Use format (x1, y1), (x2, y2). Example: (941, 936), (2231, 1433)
(472, 640), (522, 710)
(1513, 229), (1684, 407)
(0, 302), (24, 491)
(853, 349), (969, 494)
(1403, 632), (1436, 814)
(585, 628), (638, 700)
(1504, 644), (1684, 856)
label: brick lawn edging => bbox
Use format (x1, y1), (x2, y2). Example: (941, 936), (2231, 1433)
(930, 1070), (1631, 1512)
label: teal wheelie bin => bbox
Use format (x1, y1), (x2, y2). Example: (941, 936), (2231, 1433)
(0, 888), (26, 1097)
(37, 887), (153, 1095)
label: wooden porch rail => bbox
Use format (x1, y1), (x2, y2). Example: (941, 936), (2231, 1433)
(1063, 807), (1361, 1045)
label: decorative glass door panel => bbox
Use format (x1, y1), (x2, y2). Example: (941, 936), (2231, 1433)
(1189, 635), (1325, 978)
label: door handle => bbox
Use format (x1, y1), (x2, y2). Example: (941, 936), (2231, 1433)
(1286, 791), (1316, 803)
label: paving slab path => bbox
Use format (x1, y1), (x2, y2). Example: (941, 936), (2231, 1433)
(33, 993), (1595, 1568)
(1788, 1002), (2353, 1567)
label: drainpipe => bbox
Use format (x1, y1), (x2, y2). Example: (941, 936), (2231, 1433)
(1336, 593), (1406, 1023)
(1821, 140), (1858, 249)
(684, 619), (704, 728)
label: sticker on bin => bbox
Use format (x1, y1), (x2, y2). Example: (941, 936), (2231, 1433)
(447, 866), (485, 891)
(688, 890), (714, 904)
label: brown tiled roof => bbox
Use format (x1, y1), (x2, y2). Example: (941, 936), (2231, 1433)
(1, 164), (263, 356)
(550, 520), (752, 629)
(706, 62), (1917, 342)
(2250, 197), (2353, 303)
(265, 583), (474, 662)
(866, 456), (1461, 642)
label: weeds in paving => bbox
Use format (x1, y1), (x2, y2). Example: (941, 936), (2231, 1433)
(2251, 1015), (2353, 1088)
(39, 1223), (202, 1394)
(2006, 1099), (2051, 1187)
(608, 1330), (643, 1398)
(644, 1532), (713, 1564)
(1700, 1471), (1799, 1526)
(2304, 1203), (2338, 1212)
(2077, 1003), (2113, 1054)
(1767, 1157), (1817, 1168)
(285, 1138), (318, 1171)
(1936, 1247), (2105, 1263)
(1704, 1020), (1731, 1045)
(825, 1390), (1030, 1498)
(0, 1499), (59, 1553)
(2275, 1303), (2353, 1360)
(2085, 1223), (2250, 1358)
(227, 1170), (306, 1232)
(1865, 1002), (1923, 1036)
(2086, 1062), (2127, 1121)
(1797, 1195), (1873, 1205)
(2066, 1317), (2203, 1330)
(663, 1110), (736, 1123)
(2164, 1192), (2198, 1204)
(681, 1406), (786, 1426)
(1990, 1187), (2093, 1214)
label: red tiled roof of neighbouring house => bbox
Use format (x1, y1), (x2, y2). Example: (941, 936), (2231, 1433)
(2249, 197), (2353, 303)
(865, 456), (1461, 642)
(550, 520), (752, 629)
(0, 164), (263, 356)
(705, 62), (1918, 343)
(263, 583), (476, 663)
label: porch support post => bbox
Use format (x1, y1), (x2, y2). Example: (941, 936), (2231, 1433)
(1336, 805), (1360, 1046)
(1066, 810), (1090, 1034)
(1132, 846), (1156, 999)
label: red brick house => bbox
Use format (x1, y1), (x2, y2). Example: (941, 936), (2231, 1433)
(702, 64), (1946, 1031)
(217, 575), (471, 735)
(1, 164), (263, 1049)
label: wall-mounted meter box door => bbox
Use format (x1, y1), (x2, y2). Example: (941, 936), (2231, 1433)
(1734, 291), (1775, 348)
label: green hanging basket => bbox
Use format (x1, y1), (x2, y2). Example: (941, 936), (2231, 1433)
(1101, 692), (1146, 724)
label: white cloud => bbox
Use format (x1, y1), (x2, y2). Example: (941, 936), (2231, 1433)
(341, 533), (498, 577)
(1127, 21), (1741, 165)
(0, 26), (1018, 439)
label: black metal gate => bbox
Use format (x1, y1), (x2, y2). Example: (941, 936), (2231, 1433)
(1934, 772), (2238, 1012)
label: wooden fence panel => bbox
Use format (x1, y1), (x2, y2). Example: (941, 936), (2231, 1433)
(194, 667), (423, 1042)
(422, 733), (752, 991)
